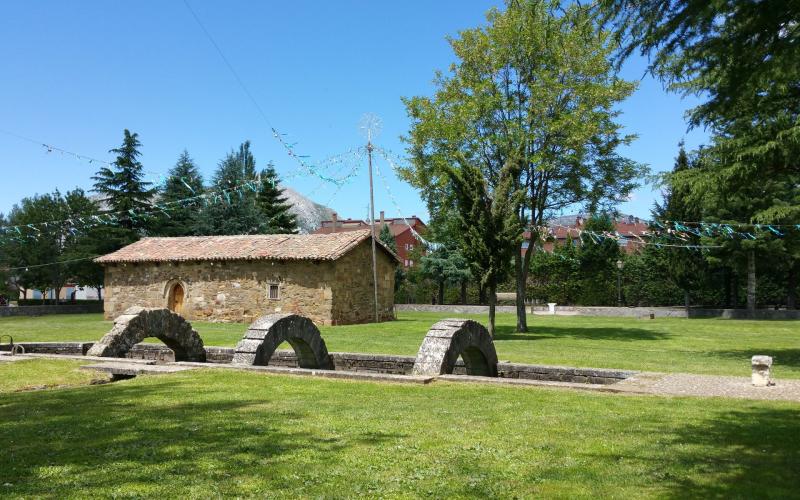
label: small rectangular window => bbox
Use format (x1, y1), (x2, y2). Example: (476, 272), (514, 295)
(268, 283), (280, 300)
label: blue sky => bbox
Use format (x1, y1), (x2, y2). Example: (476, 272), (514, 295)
(0, 1), (708, 221)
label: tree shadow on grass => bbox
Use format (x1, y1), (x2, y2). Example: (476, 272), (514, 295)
(710, 348), (800, 370)
(0, 376), (410, 497)
(664, 406), (800, 497)
(493, 324), (672, 342)
(579, 404), (800, 497)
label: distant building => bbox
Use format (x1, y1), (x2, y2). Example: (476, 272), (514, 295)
(314, 211), (427, 268)
(95, 230), (399, 325)
(523, 214), (650, 255)
(20, 285), (101, 301)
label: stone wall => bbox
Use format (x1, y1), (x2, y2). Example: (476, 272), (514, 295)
(5, 342), (633, 384)
(688, 308), (800, 320)
(331, 241), (396, 324)
(396, 303), (686, 317)
(103, 239), (396, 325)
(0, 303), (104, 317)
(396, 303), (800, 320)
(104, 258), (335, 324)
(0, 342), (94, 355)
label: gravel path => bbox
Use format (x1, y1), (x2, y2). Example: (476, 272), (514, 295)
(614, 372), (800, 402)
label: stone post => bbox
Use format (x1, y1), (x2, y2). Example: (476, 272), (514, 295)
(751, 355), (773, 387)
(547, 303), (557, 315)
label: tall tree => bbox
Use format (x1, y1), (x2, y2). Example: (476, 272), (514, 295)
(402, 0), (644, 333)
(420, 245), (472, 306)
(576, 215), (621, 305)
(654, 143), (708, 313)
(92, 129), (153, 246)
(256, 163), (298, 234)
(61, 189), (106, 298)
(379, 223), (407, 291)
(601, 0), (800, 312)
(151, 150), (205, 236)
(196, 142), (263, 235)
(1, 189), (101, 301)
(448, 160), (522, 335)
(599, 0), (800, 135)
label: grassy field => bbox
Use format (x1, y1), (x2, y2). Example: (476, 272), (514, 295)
(0, 358), (105, 393)
(2, 312), (799, 378)
(0, 359), (798, 498)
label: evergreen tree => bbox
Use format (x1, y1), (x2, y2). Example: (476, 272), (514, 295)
(196, 141), (262, 235)
(420, 245), (472, 306)
(446, 160), (523, 335)
(378, 223), (409, 292)
(91, 129), (153, 245)
(256, 163), (297, 234)
(378, 223), (396, 253)
(577, 215), (621, 305)
(152, 150), (205, 236)
(654, 143), (708, 312)
(601, 1), (800, 311)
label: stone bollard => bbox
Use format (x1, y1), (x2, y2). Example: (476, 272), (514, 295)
(751, 355), (774, 387)
(547, 303), (557, 315)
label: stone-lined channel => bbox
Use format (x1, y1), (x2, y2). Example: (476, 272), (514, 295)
(1, 342), (634, 385)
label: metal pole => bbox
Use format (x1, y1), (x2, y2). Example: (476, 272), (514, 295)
(617, 268), (622, 307)
(367, 137), (380, 323)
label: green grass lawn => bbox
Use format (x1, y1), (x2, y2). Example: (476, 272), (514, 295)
(0, 360), (798, 497)
(2, 311), (799, 378)
(0, 359), (105, 393)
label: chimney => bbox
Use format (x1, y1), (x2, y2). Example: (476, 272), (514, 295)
(379, 211), (385, 226)
(331, 212), (338, 233)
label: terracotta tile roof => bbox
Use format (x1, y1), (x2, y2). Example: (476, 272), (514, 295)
(95, 229), (400, 264)
(314, 217), (427, 237)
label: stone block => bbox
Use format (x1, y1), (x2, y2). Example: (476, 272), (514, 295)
(751, 355), (774, 387)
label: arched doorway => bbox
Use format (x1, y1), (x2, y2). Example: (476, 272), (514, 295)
(168, 282), (185, 315)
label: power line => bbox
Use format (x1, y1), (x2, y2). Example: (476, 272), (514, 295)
(181, 0), (352, 187)
(0, 255), (100, 272)
(0, 127), (174, 185)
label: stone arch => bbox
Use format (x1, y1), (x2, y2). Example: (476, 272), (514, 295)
(411, 319), (498, 377)
(232, 313), (333, 369)
(86, 306), (206, 362)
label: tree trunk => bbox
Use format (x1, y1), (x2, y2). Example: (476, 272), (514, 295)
(787, 264), (797, 310)
(437, 280), (445, 306)
(514, 252), (527, 333)
(487, 281), (497, 337)
(98, 286), (103, 301)
(683, 289), (690, 317)
(460, 280), (467, 305)
(515, 235), (535, 333)
(747, 250), (756, 313)
(723, 267), (732, 308)
(478, 284), (486, 305)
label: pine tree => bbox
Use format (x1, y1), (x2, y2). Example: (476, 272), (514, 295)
(378, 224), (396, 253)
(91, 129), (153, 245)
(196, 142), (262, 235)
(152, 150), (205, 236)
(256, 163), (297, 234)
(654, 143), (708, 312)
(577, 215), (621, 305)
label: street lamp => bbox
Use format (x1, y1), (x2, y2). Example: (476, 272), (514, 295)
(616, 259), (624, 307)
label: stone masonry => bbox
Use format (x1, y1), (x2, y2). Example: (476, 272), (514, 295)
(87, 307), (206, 362)
(100, 235), (396, 325)
(412, 318), (498, 377)
(232, 313), (334, 369)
